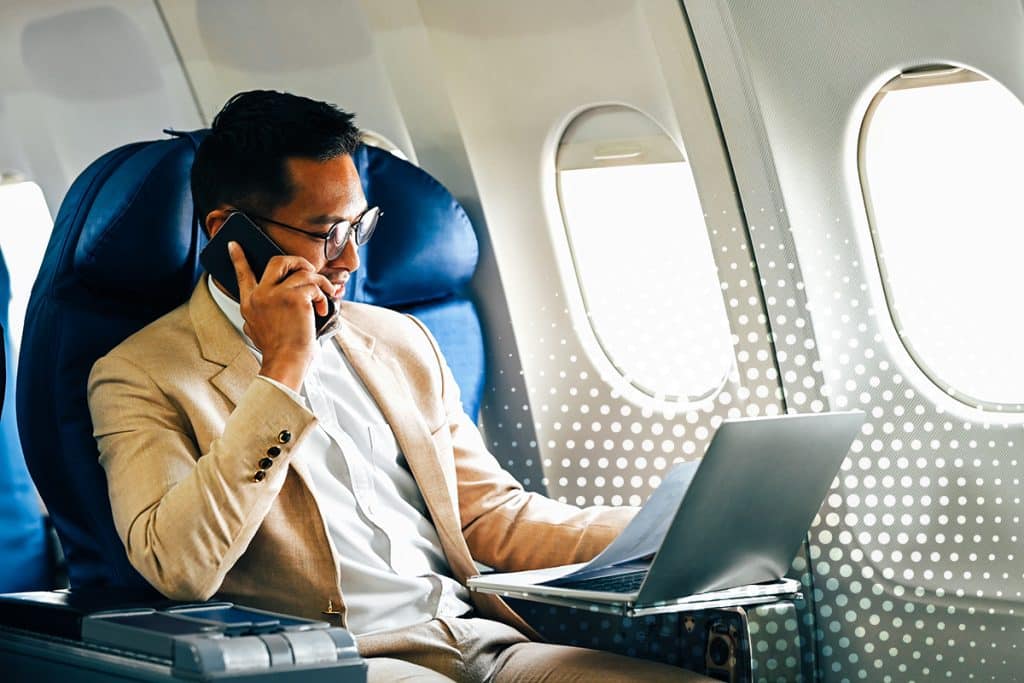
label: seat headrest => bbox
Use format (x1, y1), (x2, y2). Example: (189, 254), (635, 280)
(349, 145), (478, 308)
(74, 131), (207, 307)
(31, 129), (209, 319)
(65, 135), (478, 313)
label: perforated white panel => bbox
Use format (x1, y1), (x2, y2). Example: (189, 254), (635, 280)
(686, 0), (1024, 679)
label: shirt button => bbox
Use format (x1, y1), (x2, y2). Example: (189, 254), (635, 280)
(259, 457), (274, 470)
(278, 430), (292, 444)
(267, 446), (281, 457)
(253, 471), (267, 482)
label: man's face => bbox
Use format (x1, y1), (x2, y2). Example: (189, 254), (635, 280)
(253, 154), (366, 300)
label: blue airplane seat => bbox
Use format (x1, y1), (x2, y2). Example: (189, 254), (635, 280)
(346, 144), (484, 418)
(17, 130), (485, 593)
(0, 248), (50, 592)
(18, 131), (208, 592)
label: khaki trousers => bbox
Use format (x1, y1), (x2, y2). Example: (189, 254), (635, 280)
(356, 616), (716, 682)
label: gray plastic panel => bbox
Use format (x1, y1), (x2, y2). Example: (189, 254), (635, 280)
(0, 625), (366, 683)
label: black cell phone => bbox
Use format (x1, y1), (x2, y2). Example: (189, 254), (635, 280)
(199, 212), (338, 336)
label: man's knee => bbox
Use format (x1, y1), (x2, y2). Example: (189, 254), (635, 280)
(365, 656), (457, 682)
(493, 642), (718, 682)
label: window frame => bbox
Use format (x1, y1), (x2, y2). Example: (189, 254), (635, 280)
(857, 64), (1023, 412)
(553, 104), (734, 404)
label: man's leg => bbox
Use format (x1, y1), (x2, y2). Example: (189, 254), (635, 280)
(365, 656), (457, 682)
(356, 618), (473, 681)
(457, 617), (717, 683)
(491, 640), (716, 682)
(357, 616), (716, 682)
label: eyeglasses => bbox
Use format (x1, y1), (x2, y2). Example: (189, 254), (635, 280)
(240, 206), (381, 261)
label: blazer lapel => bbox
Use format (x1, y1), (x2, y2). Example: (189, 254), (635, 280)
(189, 279), (318, 486)
(335, 321), (477, 579)
(335, 317), (541, 639)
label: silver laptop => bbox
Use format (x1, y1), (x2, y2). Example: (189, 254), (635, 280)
(469, 411), (865, 616)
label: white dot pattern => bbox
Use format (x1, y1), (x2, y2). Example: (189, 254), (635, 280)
(481, 196), (1024, 678)
(751, 197), (1024, 680)
(479, 203), (810, 673)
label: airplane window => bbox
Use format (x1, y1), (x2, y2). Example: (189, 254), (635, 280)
(860, 67), (1024, 409)
(0, 178), (52, 355)
(556, 105), (733, 402)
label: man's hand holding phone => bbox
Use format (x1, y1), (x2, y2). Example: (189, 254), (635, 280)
(228, 241), (339, 393)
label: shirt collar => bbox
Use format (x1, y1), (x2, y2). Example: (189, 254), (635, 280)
(208, 275), (249, 341)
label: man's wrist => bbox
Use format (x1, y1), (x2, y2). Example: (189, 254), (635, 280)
(258, 375), (307, 408)
(259, 354), (309, 393)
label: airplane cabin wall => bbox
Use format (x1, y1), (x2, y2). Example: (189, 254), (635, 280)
(0, 1), (203, 213)
(155, 0), (416, 163)
(410, 0), (786, 513)
(685, 0), (1024, 679)
(0, 0), (202, 379)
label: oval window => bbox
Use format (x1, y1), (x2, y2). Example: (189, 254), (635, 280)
(860, 67), (1024, 409)
(0, 178), (52, 355)
(556, 105), (733, 402)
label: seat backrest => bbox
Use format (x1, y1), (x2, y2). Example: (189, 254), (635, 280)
(17, 131), (484, 590)
(0, 245), (50, 592)
(346, 145), (484, 417)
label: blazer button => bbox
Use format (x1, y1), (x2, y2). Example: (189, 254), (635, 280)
(259, 457), (274, 470)
(321, 599), (343, 625)
(267, 446), (281, 457)
(253, 470), (267, 482)
(278, 430), (292, 444)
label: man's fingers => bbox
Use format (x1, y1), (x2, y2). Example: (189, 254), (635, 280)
(262, 254), (316, 284)
(281, 271), (341, 301)
(287, 283), (331, 317)
(227, 242), (257, 298)
(312, 291), (329, 318)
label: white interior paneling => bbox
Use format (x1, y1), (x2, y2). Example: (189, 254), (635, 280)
(415, 0), (781, 507)
(686, 1), (1024, 679)
(156, 0), (415, 163)
(0, 0), (202, 215)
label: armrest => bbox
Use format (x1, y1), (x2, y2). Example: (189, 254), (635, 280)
(0, 590), (366, 682)
(0, 588), (171, 639)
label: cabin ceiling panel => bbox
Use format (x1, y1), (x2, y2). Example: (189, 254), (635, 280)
(156, 0), (416, 161)
(0, 0), (201, 213)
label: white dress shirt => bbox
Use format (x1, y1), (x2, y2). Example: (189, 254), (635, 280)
(209, 277), (473, 635)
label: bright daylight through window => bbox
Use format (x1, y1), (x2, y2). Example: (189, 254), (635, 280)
(0, 179), (52, 355)
(861, 68), (1024, 409)
(556, 105), (733, 402)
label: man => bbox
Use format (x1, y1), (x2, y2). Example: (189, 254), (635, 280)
(88, 90), (711, 682)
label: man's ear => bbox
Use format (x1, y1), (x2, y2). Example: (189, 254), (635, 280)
(204, 208), (234, 239)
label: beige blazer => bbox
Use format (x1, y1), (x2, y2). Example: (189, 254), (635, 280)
(88, 279), (634, 637)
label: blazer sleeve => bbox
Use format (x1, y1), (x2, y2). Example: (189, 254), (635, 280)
(88, 353), (318, 600)
(406, 317), (638, 572)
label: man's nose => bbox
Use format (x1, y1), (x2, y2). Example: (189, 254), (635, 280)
(329, 232), (360, 272)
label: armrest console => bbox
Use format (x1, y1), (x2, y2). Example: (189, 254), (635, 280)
(0, 590), (366, 682)
(0, 588), (174, 639)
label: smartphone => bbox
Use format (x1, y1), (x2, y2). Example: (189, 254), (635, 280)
(199, 212), (338, 336)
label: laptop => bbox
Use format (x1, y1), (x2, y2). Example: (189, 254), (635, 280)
(469, 411), (865, 616)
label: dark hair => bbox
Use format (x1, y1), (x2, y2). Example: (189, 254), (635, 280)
(190, 90), (361, 231)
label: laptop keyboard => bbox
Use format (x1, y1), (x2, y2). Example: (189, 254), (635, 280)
(555, 569), (647, 593)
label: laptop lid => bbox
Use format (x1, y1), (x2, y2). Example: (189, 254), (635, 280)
(636, 411), (864, 605)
